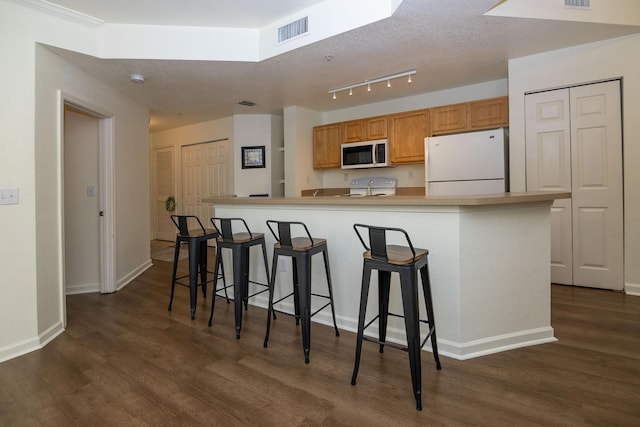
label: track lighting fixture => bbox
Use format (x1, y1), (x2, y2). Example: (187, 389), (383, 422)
(329, 70), (416, 99)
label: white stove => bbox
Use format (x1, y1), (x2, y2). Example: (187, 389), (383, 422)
(349, 177), (397, 197)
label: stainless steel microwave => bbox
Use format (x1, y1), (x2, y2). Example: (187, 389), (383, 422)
(341, 140), (389, 169)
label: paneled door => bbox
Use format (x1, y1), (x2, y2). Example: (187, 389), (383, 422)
(526, 80), (623, 290)
(525, 89), (573, 284)
(152, 147), (175, 241)
(182, 140), (230, 225)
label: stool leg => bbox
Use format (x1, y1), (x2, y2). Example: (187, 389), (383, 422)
(399, 267), (422, 411)
(321, 247), (340, 337)
(208, 248), (223, 327)
(292, 256), (300, 325)
(378, 270), (392, 353)
(233, 244), (246, 338)
(217, 248), (229, 304)
(263, 251), (280, 348)
(297, 253), (312, 364)
(199, 240), (208, 298)
(187, 238), (200, 320)
(168, 239), (181, 312)
(242, 246), (250, 310)
(260, 239), (271, 290)
(420, 263), (441, 370)
(351, 262), (372, 386)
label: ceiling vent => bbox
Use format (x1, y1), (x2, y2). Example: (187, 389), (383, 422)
(278, 16), (308, 43)
(564, 0), (590, 8)
(238, 100), (256, 107)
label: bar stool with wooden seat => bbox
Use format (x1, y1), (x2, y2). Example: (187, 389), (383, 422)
(263, 220), (340, 364)
(208, 217), (270, 339)
(168, 215), (225, 320)
(351, 223), (441, 411)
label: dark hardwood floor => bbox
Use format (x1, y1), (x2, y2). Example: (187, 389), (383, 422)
(1, 257), (639, 426)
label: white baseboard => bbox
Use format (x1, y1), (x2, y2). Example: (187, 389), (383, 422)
(625, 282), (640, 297)
(65, 281), (100, 295)
(117, 259), (153, 291)
(0, 321), (65, 363)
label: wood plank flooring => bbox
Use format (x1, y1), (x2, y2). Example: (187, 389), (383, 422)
(1, 258), (639, 426)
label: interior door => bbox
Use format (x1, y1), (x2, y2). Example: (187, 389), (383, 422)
(525, 80), (623, 290)
(525, 89), (573, 285)
(570, 81), (623, 290)
(152, 147), (175, 241)
(182, 140), (229, 225)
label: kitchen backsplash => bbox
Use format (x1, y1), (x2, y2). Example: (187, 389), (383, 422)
(322, 163), (425, 189)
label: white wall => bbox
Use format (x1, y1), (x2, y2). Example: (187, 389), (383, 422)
(64, 110), (100, 294)
(283, 106), (323, 197)
(0, 2), (150, 362)
(508, 34), (640, 295)
(234, 114), (283, 197)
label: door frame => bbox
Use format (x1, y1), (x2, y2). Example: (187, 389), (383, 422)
(59, 92), (116, 322)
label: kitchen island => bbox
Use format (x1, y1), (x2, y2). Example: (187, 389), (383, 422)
(204, 191), (570, 360)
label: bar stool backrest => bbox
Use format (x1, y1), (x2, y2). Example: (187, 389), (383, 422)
(353, 223), (418, 262)
(266, 220), (314, 249)
(171, 215), (206, 236)
(211, 217), (254, 240)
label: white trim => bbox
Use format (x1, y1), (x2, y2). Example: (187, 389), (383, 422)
(8, 0), (103, 27)
(0, 321), (64, 363)
(625, 282), (640, 296)
(65, 282), (100, 295)
(99, 117), (117, 294)
(117, 260), (154, 291)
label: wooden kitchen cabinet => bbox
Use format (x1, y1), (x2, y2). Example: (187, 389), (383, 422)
(343, 119), (364, 143)
(389, 109), (430, 164)
(431, 102), (468, 134)
(365, 115), (388, 140)
(342, 115), (388, 142)
(313, 123), (342, 169)
(469, 97), (509, 129)
(431, 96), (509, 135)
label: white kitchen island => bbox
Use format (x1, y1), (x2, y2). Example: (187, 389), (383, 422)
(204, 191), (570, 360)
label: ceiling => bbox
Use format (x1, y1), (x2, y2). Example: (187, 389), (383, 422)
(42, 0), (640, 132)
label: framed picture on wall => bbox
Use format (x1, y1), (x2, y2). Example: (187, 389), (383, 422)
(241, 146), (266, 169)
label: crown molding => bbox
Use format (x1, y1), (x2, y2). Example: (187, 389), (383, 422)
(9, 0), (104, 27)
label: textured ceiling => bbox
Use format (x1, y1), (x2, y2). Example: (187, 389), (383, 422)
(42, 0), (640, 132)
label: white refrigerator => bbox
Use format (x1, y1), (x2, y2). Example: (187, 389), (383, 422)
(425, 128), (509, 196)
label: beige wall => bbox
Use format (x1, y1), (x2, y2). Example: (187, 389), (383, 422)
(1, 2), (150, 362)
(508, 34), (640, 295)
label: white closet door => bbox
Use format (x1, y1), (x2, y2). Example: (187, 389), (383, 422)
(182, 140), (230, 226)
(525, 80), (623, 290)
(570, 81), (623, 290)
(525, 89), (573, 285)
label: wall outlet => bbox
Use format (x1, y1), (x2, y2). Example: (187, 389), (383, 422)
(343, 173), (349, 182)
(87, 185), (96, 197)
(409, 170), (414, 179)
(278, 258), (287, 272)
(0, 188), (19, 205)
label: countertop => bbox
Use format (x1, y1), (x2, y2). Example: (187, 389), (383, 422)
(203, 191), (571, 207)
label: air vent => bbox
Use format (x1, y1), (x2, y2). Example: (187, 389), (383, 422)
(238, 100), (256, 107)
(278, 16), (308, 43)
(565, 0), (590, 8)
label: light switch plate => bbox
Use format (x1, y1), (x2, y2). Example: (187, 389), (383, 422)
(0, 188), (19, 205)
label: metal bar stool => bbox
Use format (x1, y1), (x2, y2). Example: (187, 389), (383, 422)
(208, 217), (270, 339)
(263, 220), (340, 364)
(168, 215), (226, 320)
(351, 223), (441, 411)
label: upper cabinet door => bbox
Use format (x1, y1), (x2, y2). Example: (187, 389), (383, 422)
(343, 119), (364, 143)
(431, 103), (468, 134)
(365, 115), (388, 140)
(313, 123), (342, 169)
(469, 97), (509, 129)
(389, 109), (430, 164)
